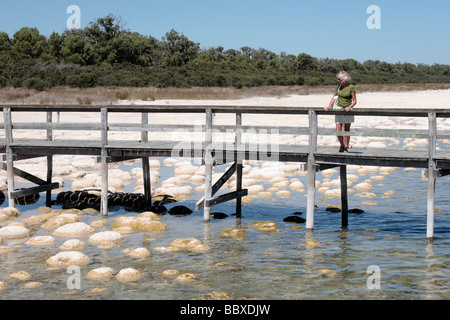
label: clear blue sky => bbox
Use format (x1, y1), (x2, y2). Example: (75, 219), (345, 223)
(1, 0), (449, 65)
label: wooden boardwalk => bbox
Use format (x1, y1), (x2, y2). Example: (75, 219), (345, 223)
(1, 104), (449, 242)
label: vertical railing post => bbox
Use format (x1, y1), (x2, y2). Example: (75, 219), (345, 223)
(203, 108), (213, 221)
(306, 110), (318, 230)
(141, 112), (151, 207)
(3, 108), (15, 208)
(427, 112), (437, 242)
(235, 112), (243, 218)
(100, 108), (109, 217)
(46, 111), (53, 207)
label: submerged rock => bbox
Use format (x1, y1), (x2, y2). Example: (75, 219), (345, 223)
(283, 216), (306, 224)
(219, 228), (247, 237)
(23, 281), (44, 289)
(9, 271), (31, 280)
(305, 239), (320, 246)
(170, 238), (202, 249)
(210, 212), (228, 219)
(325, 206), (342, 213)
(176, 273), (200, 283)
(168, 205), (193, 217)
(250, 221), (281, 232)
(162, 269), (181, 278)
(349, 208), (365, 214)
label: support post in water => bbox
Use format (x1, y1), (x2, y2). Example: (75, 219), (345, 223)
(203, 108), (214, 221)
(3, 108), (15, 208)
(427, 112), (437, 242)
(141, 112), (152, 206)
(46, 111), (53, 207)
(100, 108), (109, 217)
(340, 165), (349, 228)
(235, 112), (243, 218)
(306, 110), (318, 230)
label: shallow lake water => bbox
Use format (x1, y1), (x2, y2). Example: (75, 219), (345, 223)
(0, 157), (449, 300)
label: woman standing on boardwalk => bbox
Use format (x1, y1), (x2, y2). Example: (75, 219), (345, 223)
(324, 71), (357, 152)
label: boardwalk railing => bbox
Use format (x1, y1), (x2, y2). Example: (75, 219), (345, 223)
(0, 104), (449, 242)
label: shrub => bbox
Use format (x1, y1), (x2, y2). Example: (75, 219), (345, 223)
(23, 77), (47, 91)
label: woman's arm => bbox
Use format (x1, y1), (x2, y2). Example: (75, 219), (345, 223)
(345, 92), (357, 112)
(324, 91), (338, 111)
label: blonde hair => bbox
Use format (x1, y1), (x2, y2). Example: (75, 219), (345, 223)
(337, 71), (351, 83)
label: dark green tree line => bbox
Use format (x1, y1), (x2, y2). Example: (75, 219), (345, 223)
(0, 14), (449, 90)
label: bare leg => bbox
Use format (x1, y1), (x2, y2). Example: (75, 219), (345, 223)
(344, 123), (351, 149)
(336, 123), (344, 147)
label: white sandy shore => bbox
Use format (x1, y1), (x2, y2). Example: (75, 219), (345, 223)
(119, 88), (450, 109)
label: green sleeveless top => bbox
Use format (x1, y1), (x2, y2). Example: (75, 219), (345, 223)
(336, 84), (356, 108)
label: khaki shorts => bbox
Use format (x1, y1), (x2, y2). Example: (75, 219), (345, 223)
(335, 107), (355, 124)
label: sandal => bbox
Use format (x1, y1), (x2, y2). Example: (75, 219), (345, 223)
(339, 146), (345, 153)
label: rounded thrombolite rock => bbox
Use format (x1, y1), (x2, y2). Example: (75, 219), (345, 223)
(112, 216), (136, 228)
(52, 222), (96, 237)
(0, 282), (7, 291)
(202, 292), (233, 300)
(283, 216), (306, 224)
(250, 221), (281, 232)
(0, 207), (21, 218)
(136, 211), (162, 221)
(60, 239), (86, 251)
(0, 225), (30, 239)
(86, 267), (115, 281)
(22, 281), (44, 289)
(169, 238), (211, 252)
(112, 215), (168, 233)
(124, 247), (151, 258)
(0, 213), (8, 223)
(131, 218), (168, 233)
(176, 273), (200, 283)
(305, 239), (320, 246)
(113, 226), (134, 234)
(25, 235), (56, 246)
(218, 228), (247, 238)
(21, 212), (56, 225)
(46, 251), (91, 267)
(89, 231), (125, 244)
(42, 214), (82, 231)
(115, 268), (142, 283)
(162, 269), (181, 278)
(9, 271), (31, 281)
(0, 246), (11, 254)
